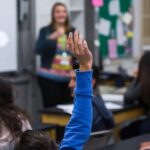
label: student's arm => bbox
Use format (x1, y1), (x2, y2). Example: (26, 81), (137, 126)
(35, 27), (57, 55)
(60, 70), (93, 150)
(60, 31), (93, 150)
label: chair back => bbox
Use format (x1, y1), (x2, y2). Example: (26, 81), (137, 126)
(84, 130), (113, 150)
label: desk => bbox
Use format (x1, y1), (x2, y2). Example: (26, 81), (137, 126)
(39, 71), (136, 126)
(100, 71), (134, 86)
(39, 105), (145, 126)
(100, 134), (150, 150)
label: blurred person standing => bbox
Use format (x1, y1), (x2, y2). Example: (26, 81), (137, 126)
(35, 3), (75, 107)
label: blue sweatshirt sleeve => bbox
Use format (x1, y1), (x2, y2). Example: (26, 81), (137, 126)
(60, 70), (93, 150)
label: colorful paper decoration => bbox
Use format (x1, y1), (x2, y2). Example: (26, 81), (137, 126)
(116, 19), (127, 45)
(92, 0), (103, 7)
(99, 18), (111, 36)
(108, 39), (118, 59)
(109, 0), (120, 16)
(122, 12), (133, 25)
(127, 32), (133, 38)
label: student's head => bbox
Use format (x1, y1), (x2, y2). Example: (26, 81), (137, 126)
(50, 2), (70, 31)
(138, 51), (150, 107)
(69, 66), (100, 97)
(0, 79), (27, 140)
(15, 130), (58, 150)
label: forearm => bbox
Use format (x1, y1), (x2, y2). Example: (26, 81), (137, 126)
(60, 70), (93, 150)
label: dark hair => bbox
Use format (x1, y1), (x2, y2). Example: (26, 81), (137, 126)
(138, 51), (150, 107)
(0, 79), (29, 141)
(92, 66), (100, 89)
(15, 130), (58, 150)
(50, 2), (71, 32)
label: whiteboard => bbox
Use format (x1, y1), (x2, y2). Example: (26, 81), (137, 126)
(0, 0), (17, 72)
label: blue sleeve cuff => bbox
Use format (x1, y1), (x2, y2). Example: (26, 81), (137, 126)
(75, 69), (93, 97)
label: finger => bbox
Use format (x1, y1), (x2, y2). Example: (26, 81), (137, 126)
(66, 37), (69, 49)
(77, 34), (84, 54)
(142, 144), (150, 150)
(74, 30), (79, 54)
(141, 142), (150, 147)
(68, 32), (74, 53)
(140, 145), (150, 150)
(67, 33), (71, 50)
(83, 40), (89, 52)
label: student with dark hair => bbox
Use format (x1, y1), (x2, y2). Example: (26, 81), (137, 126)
(15, 130), (58, 150)
(124, 51), (150, 108)
(15, 31), (93, 150)
(36, 2), (75, 107)
(0, 79), (32, 149)
(121, 52), (150, 139)
(69, 66), (115, 132)
(124, 51), (150, 107)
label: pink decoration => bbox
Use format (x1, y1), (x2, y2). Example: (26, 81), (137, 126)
(108, 39), (118, 60)
(92, 0), (103, 7)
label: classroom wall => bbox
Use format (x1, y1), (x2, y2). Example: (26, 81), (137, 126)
(0, 0), (17, 72)
(13, 0), (42, 127)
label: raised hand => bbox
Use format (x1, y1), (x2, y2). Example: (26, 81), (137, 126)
(48, 31), (62, 40)
(67, 31), (93, 71)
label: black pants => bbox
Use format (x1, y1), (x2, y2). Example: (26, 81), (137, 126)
(38, 76), (72, 108)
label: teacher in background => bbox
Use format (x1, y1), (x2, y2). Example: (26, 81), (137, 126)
(35, 2), (75, 107)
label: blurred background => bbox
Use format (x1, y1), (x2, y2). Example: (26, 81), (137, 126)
(0, 0), (150, 134)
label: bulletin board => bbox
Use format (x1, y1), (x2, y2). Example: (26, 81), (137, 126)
(99, 0), (133, 59)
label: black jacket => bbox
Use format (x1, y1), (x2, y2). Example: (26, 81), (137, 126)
(35, 25), (75, 69)
(124, 79), (141, 104)
(92, 95), (115, 132)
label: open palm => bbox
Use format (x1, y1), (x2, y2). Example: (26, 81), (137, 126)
(67, 31), (93, 71)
